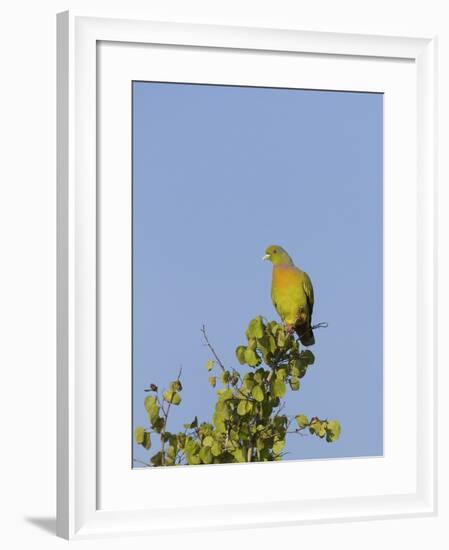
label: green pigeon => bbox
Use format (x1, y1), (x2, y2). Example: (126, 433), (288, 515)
(263, 245), (315, 346)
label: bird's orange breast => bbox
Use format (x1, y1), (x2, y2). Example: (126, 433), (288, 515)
(271, 265), (306, 324)
(272, 265), (301, 288)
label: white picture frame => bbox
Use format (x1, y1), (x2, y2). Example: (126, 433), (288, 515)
(57, 12), (437, 539)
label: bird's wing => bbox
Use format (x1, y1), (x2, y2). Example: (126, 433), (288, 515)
(302, 271), (314, 318)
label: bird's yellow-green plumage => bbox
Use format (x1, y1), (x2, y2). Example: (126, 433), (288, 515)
(263, 245), (315, 346)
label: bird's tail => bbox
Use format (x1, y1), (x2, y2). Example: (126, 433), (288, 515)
(295, 322), (315, 347)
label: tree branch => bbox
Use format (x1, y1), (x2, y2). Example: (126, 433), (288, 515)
(160, 366), (183, 465)
(201, 325), (226, 372)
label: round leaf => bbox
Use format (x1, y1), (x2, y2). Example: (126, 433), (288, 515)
(295, 414), (309, 428)
(211, 441), (222, 457)
(244, 348), (260, 367)
(202, 435), (214, 447)
(235, 346), (247, 365)
(273, 440), (285, 455)
(272, 379), (286, 398)
(217, 388), (233, 401)
(246, 316), (265, 340)
(251, 385), (264, 402)
(326, 420), (341, 442)
(134, 426), (145, 444)
(142, 432), (151, 450)
(289, 376), (300, 391)
(163, 390), (182, 405)
(233, 448), (246, 463)
(237, 400), (249, 416)
(199, 446), (213, 464)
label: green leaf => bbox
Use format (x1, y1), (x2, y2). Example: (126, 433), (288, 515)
(268, 334), (277, 353)
(244, 348), (260, 367)
(150, 451), (163, 466)
(272, 379), (286, 398)
(188, 453), (201, 465)
(144, 396), (160, 425)
(183, 416), (198, 430)
(198, 423), (213, 437)
(230, 429), (239, 443)
(273, 415), (287, 430)
(152, 417), (165, 433)
(309, 420), (326, 437)
(295, 414), (309, 428)
(134, 426), (145, 444)
(251, 385), (264, 402)
(243, 373), (255, 390)
(202, 435), (214, 447)
(215, 400), (230, 419)
(237, 400), (249, 416)
(205, 359), (214, 371)
(217, 388), (233, 401)
(211, 441), (222, 457)
(144, 395), (157, 411)
(289, 376), (300, 391)
(161, 431), (172, 443)
(233, 448), (246, 463)
(163, 390), (182, 405)
(276, 367), (287, 380)
(261, 400), (273, 418)
(254, 369), (264, 384)
(167, 445), (176, 459)
(235, 346), (247, 365)
(290, 360), (301, 377)
(273, 440), (285, 455)
(169, 380), (182, 392)
(277, 329), (286, 348)
(246, 316), (265, 340)
(142, 432), (151, 450)
(208, 376), (216, 387)
(236, 386), (249, 399)
(326, 420), (341, 442)
(221, 371), (230, 384)
(247, 337), (257, 351)
(184, 437), (198, 454)
(257, 335), (270, 354)
(267, 321), (280, 336)
(199, 446), (213, 464)
(300, 350), (315, 365)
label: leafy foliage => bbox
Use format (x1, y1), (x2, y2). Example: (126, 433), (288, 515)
(134, 316), (341, 466)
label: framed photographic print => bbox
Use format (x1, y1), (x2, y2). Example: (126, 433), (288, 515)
(57, 12), (437, 539)
(131, 81), (382, 470)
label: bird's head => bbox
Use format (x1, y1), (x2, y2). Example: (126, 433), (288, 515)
(262, 245), (294, 266)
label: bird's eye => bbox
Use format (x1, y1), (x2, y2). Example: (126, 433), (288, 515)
(273, 249), (277, 253)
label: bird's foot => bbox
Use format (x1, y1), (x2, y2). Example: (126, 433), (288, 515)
(294, 311), (307, 325)
(284, 324), (295, 335)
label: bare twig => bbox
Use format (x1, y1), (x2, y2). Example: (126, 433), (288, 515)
(286, 428), (308, 436)
(201, 325), (226, 372)
(274, 401), (286, 416)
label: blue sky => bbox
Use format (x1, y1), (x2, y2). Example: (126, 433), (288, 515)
(132, 81), (383, 467)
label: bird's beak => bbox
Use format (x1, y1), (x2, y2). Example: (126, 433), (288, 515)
(262, 254), (270, 261)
